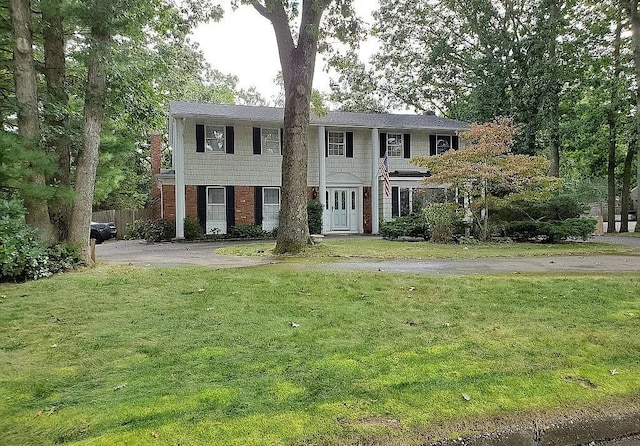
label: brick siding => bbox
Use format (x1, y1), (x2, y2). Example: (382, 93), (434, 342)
(235, 186), (255, 225)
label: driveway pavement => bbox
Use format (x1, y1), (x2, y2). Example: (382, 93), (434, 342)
(95, 235), (640, 275)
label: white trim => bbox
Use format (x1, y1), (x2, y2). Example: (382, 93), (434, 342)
(174, 118), (185, 239)
(371, 128), (380, 234)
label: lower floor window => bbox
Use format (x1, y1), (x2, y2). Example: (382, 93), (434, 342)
(263, 187), (280, 230)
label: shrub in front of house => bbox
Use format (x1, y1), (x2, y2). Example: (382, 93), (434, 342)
(380, 213), (431, 240)
(423, 203), (465, 243)
(227, 224), (270, 239)
(0, 199), (83, 282)
(307, 200), (323, 235)
(184, 216), (204, 241)
(125, 219), (175, 242)
(500, 218), (596, 242)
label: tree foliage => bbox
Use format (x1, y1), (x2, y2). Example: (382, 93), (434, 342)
(412, 118), (561, 240)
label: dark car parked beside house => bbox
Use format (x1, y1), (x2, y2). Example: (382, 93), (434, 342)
(90, 222), (117, 244)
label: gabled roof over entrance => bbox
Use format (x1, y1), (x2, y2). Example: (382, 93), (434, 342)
(169, 101), (468, 132)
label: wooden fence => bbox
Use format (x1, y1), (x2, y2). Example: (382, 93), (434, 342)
(91, 209), (151, 239)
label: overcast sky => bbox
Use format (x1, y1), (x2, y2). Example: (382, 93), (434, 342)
(190, 1), (377, 104)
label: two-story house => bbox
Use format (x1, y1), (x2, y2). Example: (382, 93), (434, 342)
(153, 101), (467, 238)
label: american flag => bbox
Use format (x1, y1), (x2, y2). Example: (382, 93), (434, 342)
(378, 151), (391, 197)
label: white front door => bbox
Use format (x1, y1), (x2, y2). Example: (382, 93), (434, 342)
(332, 189), (349, 229)
(206, 187), (227, 234)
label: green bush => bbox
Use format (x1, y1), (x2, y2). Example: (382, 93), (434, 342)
(0, 199), (83, 282)
(228, 224), (269, 239)
(125, 219), (175, 242)
(184, 216), (204, 241)
(423, 203), (464, 243)
(307, 200), (323, 235)
(501, 218), (596, 243)
(380, 213), (430, 240)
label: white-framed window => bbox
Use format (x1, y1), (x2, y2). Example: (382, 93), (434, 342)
(263, 187), (280, 231)
(205, 126), (225, 153)
(262, 128), (281, 155)
(436, 135), (451, 155)
(328, 131), (345, 156)
(386, 133), (403, 157)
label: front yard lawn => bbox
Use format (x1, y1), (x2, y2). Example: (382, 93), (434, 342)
(216, 237), (634, 259)
(1, 266), (639, 445)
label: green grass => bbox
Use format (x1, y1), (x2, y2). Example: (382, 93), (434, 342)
(217, 237), (634, 259)
(1, 266), (639, 445)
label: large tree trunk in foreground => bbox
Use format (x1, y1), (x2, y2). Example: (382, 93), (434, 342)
(10, 0), (57, 243)
(252, 1), (326, 254)
(42, 0), (72, 240)
(68, 28), (110, 263)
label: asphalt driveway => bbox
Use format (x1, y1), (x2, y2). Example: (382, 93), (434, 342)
(95, 235), (640, 274)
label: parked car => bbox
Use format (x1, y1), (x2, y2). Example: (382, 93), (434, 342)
(90, 221), (117, 244)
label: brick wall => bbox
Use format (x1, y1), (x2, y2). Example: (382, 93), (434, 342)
(235, 186), (255, 225)
(162, 185), (175, 220)
(186, 186), (197, 218)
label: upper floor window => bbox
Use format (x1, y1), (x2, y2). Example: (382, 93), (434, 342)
(436, 135), (451, 155)
(386, 133), (404, 157)
(328, 131), (345, 156)
(205, 125), (225, 153)
(262, 128), (281, 155)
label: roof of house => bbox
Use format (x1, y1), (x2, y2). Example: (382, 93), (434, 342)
(169, 101), (468, 132)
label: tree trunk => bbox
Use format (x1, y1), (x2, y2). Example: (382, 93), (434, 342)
(42, 0), (72, 240)
(9, 0), (57, 244)
(608, 11), (623, 233)
(252, 1), (325, 254)
(68, 28), (110, 263)
(622, 0), (640, 232)
(620, 143), (636, 232)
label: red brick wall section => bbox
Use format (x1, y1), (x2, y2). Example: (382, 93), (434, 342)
(185, 186), (197, 218)
(235, 186), (255, 225)
(363, 187), (372, 234)
(160, 185), (196, 221)
(162, 185), (175, 220)
(150, 133), (163, 220)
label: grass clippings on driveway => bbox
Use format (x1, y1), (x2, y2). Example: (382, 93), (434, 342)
(216, 238), (634, 260)
(1, 266), (639, 445)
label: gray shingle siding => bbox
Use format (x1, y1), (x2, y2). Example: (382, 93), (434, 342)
(169, 101), (467, 132)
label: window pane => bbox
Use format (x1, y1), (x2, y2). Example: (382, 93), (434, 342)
(205, 126), (225, 152)
(400, 188), (410, 216)
(436, 135), (451, 155)
(263, 188), (280, 205)
(262, 128), (280, 155)
(351, 191), (356, 210)
(387, 133), (403, 157)
(328, 131), (345, 156)
(207, 188), (225, 204)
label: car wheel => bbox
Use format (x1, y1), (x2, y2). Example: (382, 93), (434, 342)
(90, 231), (103, 244)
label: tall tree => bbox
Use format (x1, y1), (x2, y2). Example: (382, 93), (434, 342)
(9, 0), (57, 243)
(620, 0), (640, 232)
(244, 0), (358, 254)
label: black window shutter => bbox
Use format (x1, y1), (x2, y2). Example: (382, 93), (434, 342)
(253, 127), (261, 154)
(197, 186), (207, 231)
(325, 130), (328, 157)
(226, 186), (235, 229)
(346, 132), (354, 158)
(226, 126), (234, 154)
(452, 135), (459, 151)
(196, 124), (205, 153)
(391, 186), (399, 217)
(403, 133), (411, 158)
(379, 132), (387, 157)
(429, 135), (437, 156)
(254, 187), (263, 226)
(280, 128), (284, 153)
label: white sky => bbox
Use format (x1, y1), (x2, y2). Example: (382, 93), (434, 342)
(190, 1), (378, 104)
